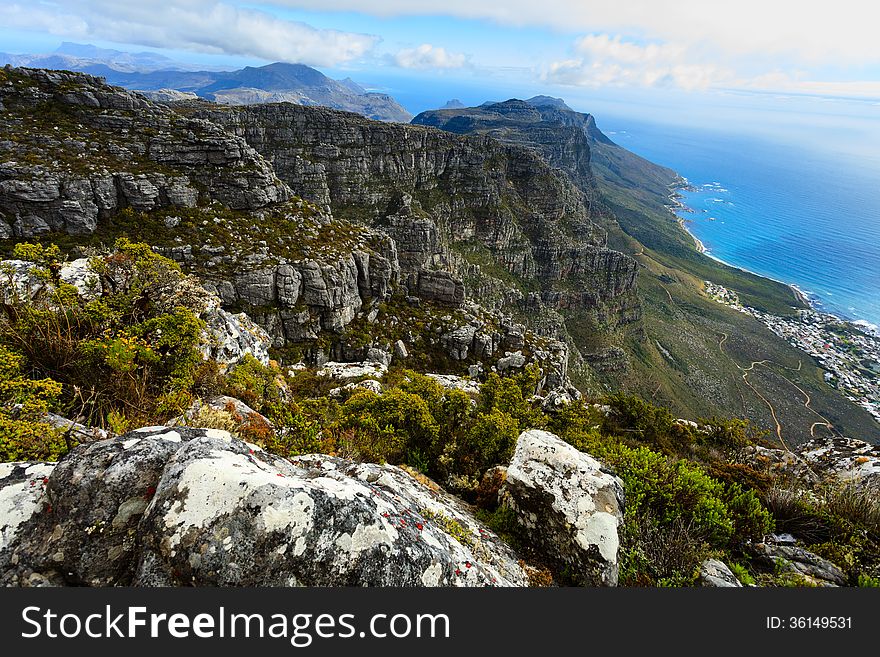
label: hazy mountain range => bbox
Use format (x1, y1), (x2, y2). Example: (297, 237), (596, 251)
(0, 43), (411, 122)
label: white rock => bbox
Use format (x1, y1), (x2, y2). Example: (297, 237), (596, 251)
(502, 429), (625, 586)
(699, 559), (742, 587)
(318, 360), (386, 381)
(59, 258), (102, 300)
(426, 373), (480, 395)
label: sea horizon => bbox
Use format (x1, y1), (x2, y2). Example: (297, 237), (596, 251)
(600, 111), (880, 331)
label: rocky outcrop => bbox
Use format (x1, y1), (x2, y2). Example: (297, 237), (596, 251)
(1, 253), (271, 368)
(0, 67), (289, 238)
(699, 559), (743, 587)
(0, 462), (56, 556)
(799, 436), (880, 492)
(746, 435), (880, 493)
(0, 427), (528, 586)
(501, 429), (625, 586)
(753, 543), (847, 587)
(191, 102), (635, 318)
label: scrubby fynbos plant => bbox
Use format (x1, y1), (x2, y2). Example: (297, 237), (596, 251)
(0, 239), (206, 451)
(0, 344), (67, 461)
(1, 240), (874, 585)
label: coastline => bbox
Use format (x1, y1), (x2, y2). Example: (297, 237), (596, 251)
(667, 180), (706, 255)
(667, 178), (820, 314)
(670, 179), (879, 339)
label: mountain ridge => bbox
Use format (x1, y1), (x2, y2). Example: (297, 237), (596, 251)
(0, 46), (411, 122)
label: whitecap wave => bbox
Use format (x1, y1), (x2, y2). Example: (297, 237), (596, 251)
(853, 320), (880, 337)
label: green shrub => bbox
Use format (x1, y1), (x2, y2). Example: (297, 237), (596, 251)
(258, 406), (323, 458)
(0, 344), (68, 461)
(857, 573), (880, 587)
(477, 371), (544, 430)
(729, 562), (756, 586)
(1, 240), (206, 428)
(459, 408), (520, 474)
(697, 416), (761, 448)
(12, 242), (60, 268)
(562, 430), (772, 548)
(618, 512), (705, 587)
(600, 392), (691, 453)
(340, 388), (439, 463)
(223, 355), (287, 413)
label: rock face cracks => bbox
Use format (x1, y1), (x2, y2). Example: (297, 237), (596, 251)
(0, 428), (625, 587)
(501, 429), (625, 586)
(0, 428), (528, 587)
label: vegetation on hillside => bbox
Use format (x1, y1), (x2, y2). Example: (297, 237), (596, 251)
(2, 245), (876, 587)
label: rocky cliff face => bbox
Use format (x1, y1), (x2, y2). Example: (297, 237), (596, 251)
(0, 67), (288, 239)
(0, 68), (576, 389)
(414, 99), (599, 202)
(190, 101), (641, 376)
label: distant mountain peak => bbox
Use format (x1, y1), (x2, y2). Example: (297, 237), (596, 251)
(337, 77), (367, 95)
(440, 99), (466, 109)
(525, 95), (573, 111)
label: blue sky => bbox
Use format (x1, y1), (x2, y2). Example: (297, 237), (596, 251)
(2, 0), (879, 156)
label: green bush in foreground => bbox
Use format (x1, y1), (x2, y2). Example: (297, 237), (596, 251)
(1, 239), (206, 429)
(0, 344), (68, 461)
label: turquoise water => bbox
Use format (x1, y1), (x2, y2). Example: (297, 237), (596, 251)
(602, 117), (880, 329)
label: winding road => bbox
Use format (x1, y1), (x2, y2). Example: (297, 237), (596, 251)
(718, 332), (837, 453)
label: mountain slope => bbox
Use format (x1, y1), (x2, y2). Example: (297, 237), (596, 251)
(412, 99), (880, 445)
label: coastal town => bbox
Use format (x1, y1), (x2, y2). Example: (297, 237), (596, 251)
(704, 281), (880, 424)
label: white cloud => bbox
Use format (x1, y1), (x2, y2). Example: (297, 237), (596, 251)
(544, 34), (731, 91)
(1, 0), (379, 66)
(267, 0), (880, 65)
(394, 44), (467, 69)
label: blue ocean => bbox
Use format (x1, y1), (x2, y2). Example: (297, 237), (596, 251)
(599, 114), (880, 329)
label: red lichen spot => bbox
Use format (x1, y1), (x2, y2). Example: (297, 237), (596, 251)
(455, 569), (463, 576)
(382, 512), (390, 518)
(399, 519), (407, 527)
(45, 505), (53, 514)
(415, 522), (424, 531)
(276, 473), (284, 478)
(248, 449), (255, 455)
(465, 561), (472, 569)
(143, 486), (157, 500)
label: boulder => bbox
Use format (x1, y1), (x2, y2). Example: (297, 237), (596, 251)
(699, 559), (742, 587)
(497, 351), (527, 372)
(754, 543), (847, 587)
(42, 413), (111, 444)
(426, 373), (481, 395)
(175, 395), (274, 432)
(329, 379), (384, 397)
(0, 259), (48, 302)
(318, 360), (387, 381)
(202, 305), (272, 366)
(1, 428), (528, 587)
(58, 257), (102, 300)
(0, 463), (56, 558)
(799, 436), (880, 493)
(501, 429), (625, 586)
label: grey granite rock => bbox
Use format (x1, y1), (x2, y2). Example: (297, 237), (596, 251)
(1, 428), (528, 587)
(502, 429), (625, 586)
